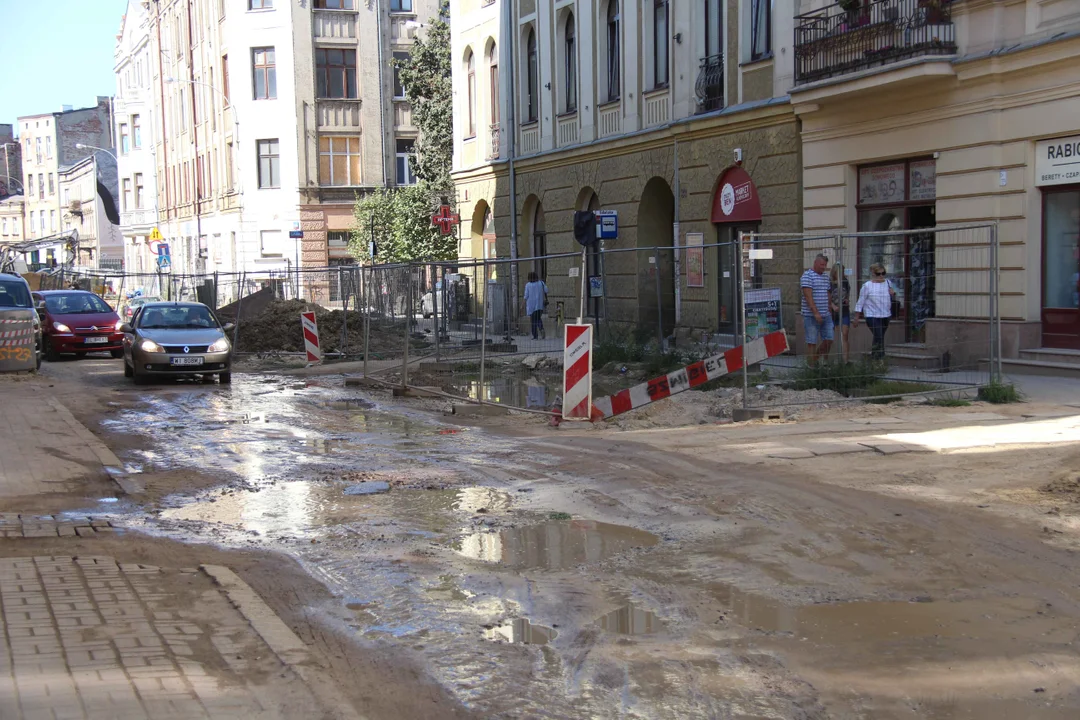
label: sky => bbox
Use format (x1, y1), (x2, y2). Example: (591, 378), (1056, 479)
(0, 0), (129, 128)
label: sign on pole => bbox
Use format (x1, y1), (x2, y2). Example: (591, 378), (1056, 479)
(562, 324), (593, 420)
(431, 205), (461, 236)
(301, 311), (322, 363)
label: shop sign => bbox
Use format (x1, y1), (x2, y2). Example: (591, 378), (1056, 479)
(909, 159), (937, 201)
(1036, 135), (1080, 187)
(858, 163), (906, 205)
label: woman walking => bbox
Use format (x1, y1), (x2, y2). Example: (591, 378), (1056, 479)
(853, 263), (896, 360)
(524, 271), (549, 340)
(829, 265), (851, 363)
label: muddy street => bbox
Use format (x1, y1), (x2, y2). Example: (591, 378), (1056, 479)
(12, 357), (1080, 719)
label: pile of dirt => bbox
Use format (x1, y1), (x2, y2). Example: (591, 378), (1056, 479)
(220, 299), (411, 356)
(1041, 474), (1080, 502)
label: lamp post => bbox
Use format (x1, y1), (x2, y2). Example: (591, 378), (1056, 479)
(75, 143), (118, 163)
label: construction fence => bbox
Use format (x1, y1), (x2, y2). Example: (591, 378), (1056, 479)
(28, 227), (1005, 415)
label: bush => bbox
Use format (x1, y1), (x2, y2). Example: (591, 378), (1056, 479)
(978, 381), (1021, 404)
(786, 359), (886, 394)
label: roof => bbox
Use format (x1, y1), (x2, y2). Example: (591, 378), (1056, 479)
(140, 301), (209, 308)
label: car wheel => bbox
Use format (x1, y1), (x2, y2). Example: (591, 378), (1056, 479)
(75, 352), (87, 359)
(219, 372), (232, 385)
(110, 348), (124, 359)
(44, 337), (60, 362)
(123, 360), (133, 377)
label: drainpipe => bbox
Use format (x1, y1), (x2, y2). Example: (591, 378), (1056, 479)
(376, 0), (388, 186)
(187, 0), (203, 278)
(505, 0), (520, 309)
(673, 136), (681, 326)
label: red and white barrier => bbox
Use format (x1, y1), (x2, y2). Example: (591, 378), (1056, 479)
(300, 311), (321, 363)
(592, 330), (789, 420)
(562, 324), (593, 420)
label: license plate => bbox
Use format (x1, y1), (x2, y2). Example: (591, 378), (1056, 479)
(85, 336), (109, 344)
(170, 356), (204, 366)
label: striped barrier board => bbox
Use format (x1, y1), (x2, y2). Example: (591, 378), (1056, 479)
(562, 324), (593, 420)
(593, 331), (789, 421)
(0, 317), (35, 371)
(300, 311), (321, 363)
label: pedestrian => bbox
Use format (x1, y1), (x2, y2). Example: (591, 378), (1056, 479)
(853, 262), (896, 360)
(524, 271), (548, 340)
(800, 253), (833, 365)
(829, 264), (851, 363)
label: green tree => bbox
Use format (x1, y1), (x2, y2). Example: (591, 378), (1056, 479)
(349, 1), (456, 264)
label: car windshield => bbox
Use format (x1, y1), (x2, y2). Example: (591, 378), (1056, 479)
(44, 292), (112, 314)
(138, 306), (218, 330)
(0, 281), (33, 308)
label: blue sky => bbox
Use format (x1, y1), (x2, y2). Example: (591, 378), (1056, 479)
(0, 0), (128, 128)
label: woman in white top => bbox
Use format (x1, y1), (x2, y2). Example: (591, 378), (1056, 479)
(853, 262), (896, 360)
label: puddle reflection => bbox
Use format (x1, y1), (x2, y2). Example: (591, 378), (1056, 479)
(484, 618), (557, 645)
(457, 520), (659, 570)
(598, 604), (661, 635)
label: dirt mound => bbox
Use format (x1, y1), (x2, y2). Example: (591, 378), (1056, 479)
(1041, 474), (1080, 502)
(220, 299), (406, 356)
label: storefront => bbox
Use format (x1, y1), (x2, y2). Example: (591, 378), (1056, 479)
(1037, 135), (1080, 349)
(711, 166), (763, 335)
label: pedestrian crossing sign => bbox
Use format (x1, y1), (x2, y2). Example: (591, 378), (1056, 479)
(149, 227), (164, 241)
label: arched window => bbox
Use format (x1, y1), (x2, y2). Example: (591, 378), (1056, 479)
(653, 0), (669, 88)
(526, 28), (538, 122)
(606, 2), (620, 102)
(465, 49), (476, 138)
(565, 13), (577, 113)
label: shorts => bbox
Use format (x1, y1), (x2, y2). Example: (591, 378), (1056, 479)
(803, 314), (835, 344)
(832, 311), (851, 327)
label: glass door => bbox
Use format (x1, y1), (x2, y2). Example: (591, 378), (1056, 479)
(1042, 188), (1080, 349)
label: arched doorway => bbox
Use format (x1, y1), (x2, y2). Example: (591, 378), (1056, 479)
(470, 200), (490, 261)
(637, 177), (675, 338)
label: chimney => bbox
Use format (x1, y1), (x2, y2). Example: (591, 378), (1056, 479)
(62, 105), (73, 112)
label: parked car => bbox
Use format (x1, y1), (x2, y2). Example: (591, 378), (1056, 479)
(122, 301), (234, 385)
(0, 272), (42, 372)
(421, 284), (442, 319)
(33, 290), (123, 361)
(122, 295), (162, 321)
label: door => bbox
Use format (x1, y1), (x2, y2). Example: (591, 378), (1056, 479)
(1042, 188), (1080, 349)
(716, 225), (756, 337)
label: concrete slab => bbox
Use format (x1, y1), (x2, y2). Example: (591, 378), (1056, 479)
(859, 441), (914, 455)
(798, 440), (873, 456)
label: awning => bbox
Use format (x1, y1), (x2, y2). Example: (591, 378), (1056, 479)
(711, 166), (763, 224)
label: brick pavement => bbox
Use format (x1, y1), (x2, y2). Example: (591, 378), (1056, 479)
(0, 555), (327, 719)
(0, 514), (116, 539)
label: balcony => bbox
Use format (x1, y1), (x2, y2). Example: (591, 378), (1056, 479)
(794, 0), (957, 86)
(488, 123), (500, 160)
(694, 54), (725, 112)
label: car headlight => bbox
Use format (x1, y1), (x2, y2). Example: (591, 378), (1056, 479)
(140, 339), (165, 353)
(115, 320), (124, 331)
(207, 337), (231, 353)
(53, 322), (71, 333)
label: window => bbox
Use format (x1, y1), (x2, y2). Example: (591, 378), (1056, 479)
(526, 27), (538, 123)
(49, 210), (55, 232)
(260, 229), (283, 257)
(319, 136), (361, 186)
(122, 178), (131, 211)
(2, 218), (7, 235)
(750, 0), (771, 61)
(488, 45), (499, 125)
(395, 139), (416, 185)
(316, 49), (357, 99)
(249, 0), (273, 9)
(253, 47), (277, 100)
(390, 0), (412, 11)
(257, 139), (280, 188)
(35, 138), (42, 164)
(120, 123), (131, 154)
(222, 55), (231, 104)
(135, 173), (145, 209)
(653, 0), (669, 88)
(38, 175), (44, 200)
(46, 137), (52, 159)
(29, 211), (34, 235)
(392, 51), (409, 99)
(226, 140), (235, 189)
(63, 188), (69, 205)
(133, 115), (142, 148)
(315, 0), (355, 8)
(465, 50), (476, 138)
(48, 174), (54, 196)
(27, 174), (32, 194)
(564, 13), (577, 112)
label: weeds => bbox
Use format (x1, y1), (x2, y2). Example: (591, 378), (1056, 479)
(786, 359), (886, 394)
(548, 512), (572, 521)
(978, 381), (1021, 404)
(928, 394), (972, 407)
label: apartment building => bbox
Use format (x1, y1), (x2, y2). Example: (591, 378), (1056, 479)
(451, 0), (801, 335)
(16, 100), (114, 267)
(58, 156), (124, 268)
(130, 0), (437, 292)
(0, 196), (26, 256)
(792, 0), (1080, 360)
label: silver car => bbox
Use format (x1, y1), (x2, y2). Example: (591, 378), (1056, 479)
(122, 301), (234, 385)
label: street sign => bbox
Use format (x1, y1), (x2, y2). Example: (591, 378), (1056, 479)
(595, 210), (618, 240)
(149, 227), (163, 241)
(157, 242), (170, 258)
(289, 230), (304, 239)
(431, 205), (461, 236)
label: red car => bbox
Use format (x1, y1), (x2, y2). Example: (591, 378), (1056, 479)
(33, 290), (124, 361)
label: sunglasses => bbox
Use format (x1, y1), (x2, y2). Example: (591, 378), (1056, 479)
(874, 271), (886, 277)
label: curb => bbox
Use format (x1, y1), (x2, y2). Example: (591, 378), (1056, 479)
(201, 564), (367, 720)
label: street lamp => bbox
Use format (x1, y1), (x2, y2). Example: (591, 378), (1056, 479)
(75, 143), (118, 163)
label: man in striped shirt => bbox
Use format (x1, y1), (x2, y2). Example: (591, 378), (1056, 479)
(801, 254), (833, 366)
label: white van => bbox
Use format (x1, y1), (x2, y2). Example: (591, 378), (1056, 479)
(0, 272), (42, 373)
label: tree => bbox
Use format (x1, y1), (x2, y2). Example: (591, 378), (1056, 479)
(349, 1), (456, 264)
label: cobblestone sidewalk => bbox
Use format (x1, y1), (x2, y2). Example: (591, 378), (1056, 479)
(0, 555), (332, 719)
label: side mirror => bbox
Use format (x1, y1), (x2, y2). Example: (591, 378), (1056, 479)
(221, 322), (235, 332)
(36, 301), (46, 312)
(120, 323), (133, 334)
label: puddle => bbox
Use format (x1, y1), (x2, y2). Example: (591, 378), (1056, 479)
(452, 371), (628, 409)
(484, 618), (557, 645)
(456, 520), (659, 570)
(597, 604), (661, 635)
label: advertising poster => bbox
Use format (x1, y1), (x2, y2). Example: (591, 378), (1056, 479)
(744, 288), (782, 339)
(685, 232), (704, 288)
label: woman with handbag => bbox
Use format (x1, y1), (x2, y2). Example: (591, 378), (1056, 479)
(852, 263), (896, 360)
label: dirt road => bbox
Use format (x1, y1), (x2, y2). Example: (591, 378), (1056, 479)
(10, 355), (1080, 718)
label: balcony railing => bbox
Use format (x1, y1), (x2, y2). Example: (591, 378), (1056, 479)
(794, 0), (957, 85)
(694, 54), (725, 112)
(488, 123), (500, 160)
